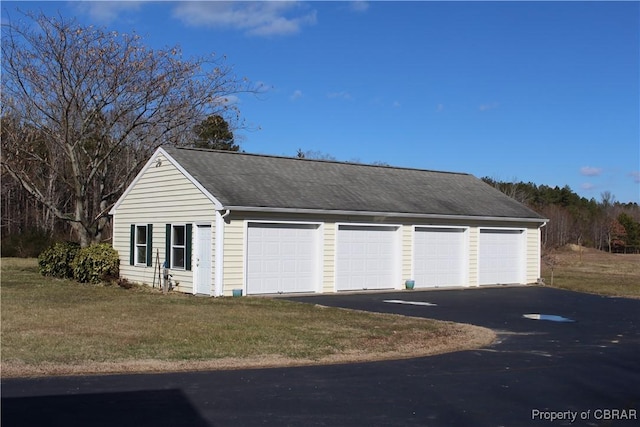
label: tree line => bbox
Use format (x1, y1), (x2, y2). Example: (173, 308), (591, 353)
(2, 12), (638, 257)
(482, 178), (640, 253)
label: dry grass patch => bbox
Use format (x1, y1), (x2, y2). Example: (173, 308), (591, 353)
(1, 258), (493, 377)
(542, 245), (640, 298)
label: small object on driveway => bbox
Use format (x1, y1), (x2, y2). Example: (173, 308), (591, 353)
(523, 313), (574, 322)
(383, 299), (437, 306)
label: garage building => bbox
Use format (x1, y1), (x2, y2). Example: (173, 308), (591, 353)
(110, 147), (547, 296)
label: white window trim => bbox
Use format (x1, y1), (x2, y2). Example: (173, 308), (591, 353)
(171, 224), (187, 270)
(134, 224), (149, 267)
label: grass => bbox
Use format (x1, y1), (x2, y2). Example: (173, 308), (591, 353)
(1, 258), (493, 377)
(541, 245), (640, 298)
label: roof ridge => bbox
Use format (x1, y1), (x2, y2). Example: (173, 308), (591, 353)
(168, 146), (471, 176)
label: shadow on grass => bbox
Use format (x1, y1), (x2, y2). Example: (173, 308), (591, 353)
(1, 388), (211, 427)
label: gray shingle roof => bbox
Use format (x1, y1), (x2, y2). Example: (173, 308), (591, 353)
(163, 147), (544, 220)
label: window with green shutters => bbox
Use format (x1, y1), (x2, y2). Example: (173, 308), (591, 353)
(166, 223), (192, 270)
(130, 224), (152, 266)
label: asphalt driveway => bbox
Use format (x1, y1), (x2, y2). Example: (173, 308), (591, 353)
(2, 286), (639, 426)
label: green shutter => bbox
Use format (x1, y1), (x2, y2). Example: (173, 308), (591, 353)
(130, 224), (135, 265)
(146, 224), (153, 267)
(165, 224), (171, 267)
(185, 224), (192, 271)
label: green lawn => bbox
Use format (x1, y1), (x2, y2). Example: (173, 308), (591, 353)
(1, 258), (491, 377)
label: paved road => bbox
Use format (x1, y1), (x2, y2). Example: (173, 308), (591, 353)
(2, 287), (639, 426)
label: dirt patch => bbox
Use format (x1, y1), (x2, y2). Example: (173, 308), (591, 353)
(2, 322), (495, 378)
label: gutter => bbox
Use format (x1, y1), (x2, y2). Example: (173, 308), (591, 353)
(222, 205), (549, 225)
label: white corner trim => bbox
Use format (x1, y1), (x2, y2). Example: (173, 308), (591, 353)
(214, 210), (225, 297)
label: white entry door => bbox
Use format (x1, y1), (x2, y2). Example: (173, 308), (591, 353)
(479, 229), (525, 285)
(194, 225), (212, 295)
(414, 227), (466, 288)
(336, 225), (399, 291)
(246, 223), (319, 295)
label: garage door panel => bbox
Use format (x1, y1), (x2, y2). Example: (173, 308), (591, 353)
(282, 259), (297, 273)
(265, 260), (279, 274)
(479, 229), (524, 285)
(414, 227), (466, 288)
(247, 223), (319, 295)
(336, 225), (398, 291)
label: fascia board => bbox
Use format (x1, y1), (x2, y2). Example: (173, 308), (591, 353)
(224, 205), (549, 225)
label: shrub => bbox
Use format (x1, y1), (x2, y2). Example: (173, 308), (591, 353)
(38, 241), (80, 278)
(71, 243), (120, 283)
(2, 228), (55, 258)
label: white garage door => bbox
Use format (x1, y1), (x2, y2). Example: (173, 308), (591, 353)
(479, 229), (525, 285)
(336, 225), (399, 291)
(414, 227), (466, 288)
(246, 223), (319, 295)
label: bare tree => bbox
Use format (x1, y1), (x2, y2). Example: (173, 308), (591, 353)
(600, 191), (618, 252)
(2, 12), (259, 246)
(541, 249), (560, 285)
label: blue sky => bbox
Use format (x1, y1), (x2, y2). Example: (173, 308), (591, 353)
(3, 1), (639, 203)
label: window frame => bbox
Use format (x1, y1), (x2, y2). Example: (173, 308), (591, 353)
(131, 224), (152, 267)
(171, 224), (187, 270)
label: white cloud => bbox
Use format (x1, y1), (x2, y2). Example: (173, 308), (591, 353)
(72, 1), (144, 24)
(327, 91), (353, 101)
(630, 171), (640, 183)
(580, 166), (603, 177)
(479, 102), (499, 112)
(392, 100), (401, 108)
(581, 182), (596, 191)
(349, 1), (370, 13)
(172, 2), (317, 37)
(290, 90), (303, 101)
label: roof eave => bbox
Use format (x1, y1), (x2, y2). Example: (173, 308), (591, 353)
(223, 205), (548, 225)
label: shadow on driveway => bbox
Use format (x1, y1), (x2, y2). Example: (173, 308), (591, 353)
(2, 389), (210, 427)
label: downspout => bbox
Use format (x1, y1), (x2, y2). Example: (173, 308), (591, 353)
(214, 209), (230, 296)
(537, 220), (548, 284)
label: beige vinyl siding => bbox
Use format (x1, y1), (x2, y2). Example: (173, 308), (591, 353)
(216, 214), (543, 295)
(467, 227), (480, 286)
(322, 222), (336, 293)
(221, 218), (245, 296)
(402, 224), (413, 284)
(113, 153), (216, 293)
(526, 228), (541, 283)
